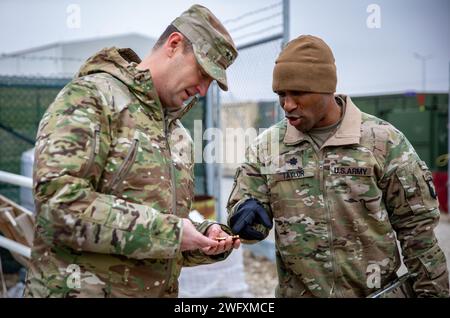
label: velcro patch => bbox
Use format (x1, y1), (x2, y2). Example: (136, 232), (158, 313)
(330, 166), (373, 176)
(272, 168), (315, 181)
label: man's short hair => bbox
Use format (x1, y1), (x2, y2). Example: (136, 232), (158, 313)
(153, 24), (193, 53)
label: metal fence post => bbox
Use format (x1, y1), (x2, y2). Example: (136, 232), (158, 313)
(282, 0), (290, 48)
(206, 83), (223, 221)
(217, 2), (288, 259)
(277, 0), (290, 123)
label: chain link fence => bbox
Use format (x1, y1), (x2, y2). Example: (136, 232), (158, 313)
(215, 4), (286, 260)
(218, 37), (284, 259)
(0, 76), (70, 203)
(220, 38), (283, 177)
(217, 1), (286, 177)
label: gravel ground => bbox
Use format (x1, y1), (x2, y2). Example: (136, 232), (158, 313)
(244, 213), (450, 298)
(243, 250), (277, 298)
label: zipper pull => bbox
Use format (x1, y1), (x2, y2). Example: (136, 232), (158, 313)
(123, 267), (130, 284)
(94, 124), (101, 154)
(182, 93), (200, 109)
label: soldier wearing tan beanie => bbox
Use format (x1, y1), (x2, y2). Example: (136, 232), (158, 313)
(271, 35), (343, 134)
(273, 35), (337, 94)
(228, 34), (449, 298)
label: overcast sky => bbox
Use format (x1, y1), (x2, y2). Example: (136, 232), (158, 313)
(0, 0), (449, 97)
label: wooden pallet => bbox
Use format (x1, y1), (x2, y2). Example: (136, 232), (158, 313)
(0, 195), (35, 267)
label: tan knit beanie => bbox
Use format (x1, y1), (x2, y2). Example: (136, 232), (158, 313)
(273, 35), (337, 93)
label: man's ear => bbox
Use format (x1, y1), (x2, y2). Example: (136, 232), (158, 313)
(164, 32), (184, 57)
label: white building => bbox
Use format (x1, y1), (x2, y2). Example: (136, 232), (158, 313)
(0, 33), (156, 77)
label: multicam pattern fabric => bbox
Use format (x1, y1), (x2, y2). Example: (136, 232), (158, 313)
(228, 95), (449, 298)
(25, 47), (230, 298)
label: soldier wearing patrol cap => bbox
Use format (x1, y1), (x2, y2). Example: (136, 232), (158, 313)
(25, 4), (239, 298)
(227, 35), (449, 298)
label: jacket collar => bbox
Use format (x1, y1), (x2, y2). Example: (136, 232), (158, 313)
(283, 95), (362, 148)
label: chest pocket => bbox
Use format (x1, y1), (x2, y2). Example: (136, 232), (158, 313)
(104, 129), (168, 196)
(325, 147), (381, 208)
(267, 168), (321, 218)
(104, 130), (141, 195)
(328, 165), (376, 196)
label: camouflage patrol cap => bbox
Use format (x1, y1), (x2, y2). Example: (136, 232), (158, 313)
(172, 4), (238, 91)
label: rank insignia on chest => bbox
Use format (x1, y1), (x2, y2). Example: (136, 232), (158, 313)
(284, 155), (302, 170)
(288, 157), (298, 166)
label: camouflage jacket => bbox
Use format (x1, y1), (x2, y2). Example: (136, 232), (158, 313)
(25, 47), (230, 298)
(227, 95), (449, 298)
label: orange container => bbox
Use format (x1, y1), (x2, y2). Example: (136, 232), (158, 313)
(192, 195), (216, 220)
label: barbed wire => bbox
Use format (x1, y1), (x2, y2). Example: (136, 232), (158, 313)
(228, 12), (282, 33)
(234, 24), (283, 42)
(0, 54), (83, 62)
(223, 1), (282, 25)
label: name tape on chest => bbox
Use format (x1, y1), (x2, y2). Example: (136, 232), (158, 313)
(272, 168), (315, 181)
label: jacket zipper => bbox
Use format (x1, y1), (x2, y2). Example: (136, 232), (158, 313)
(108, 135), (139, 194)
(159, 117), (177, 297)
(318, 149), (340, 298)
(82, 124), (101, 178)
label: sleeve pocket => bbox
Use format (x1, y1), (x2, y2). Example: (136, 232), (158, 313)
(81, 196), (141, 232)
(417, 161), (439, 209)
(418, 245), (448, 280)
(395, 161), (438, 215)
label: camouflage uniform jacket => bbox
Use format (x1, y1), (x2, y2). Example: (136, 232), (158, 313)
(25, 47), (230, 298)
(227, 95), (449, 298)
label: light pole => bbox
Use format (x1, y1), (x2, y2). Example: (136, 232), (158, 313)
(414, 52), (432, 92)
